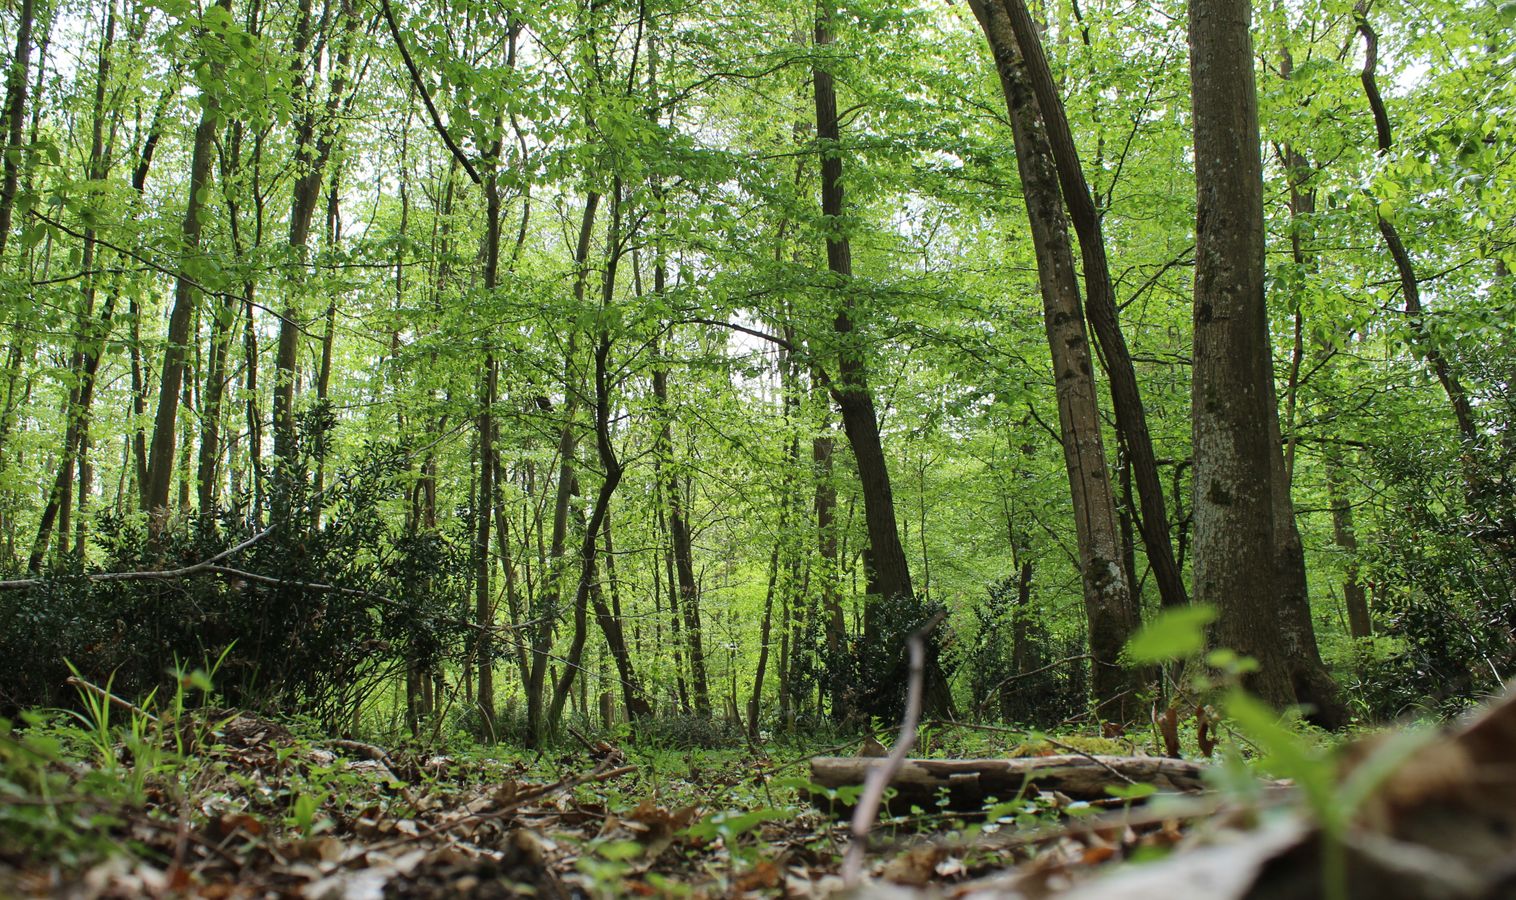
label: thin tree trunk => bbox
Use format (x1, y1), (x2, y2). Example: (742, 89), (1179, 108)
(0, 0), (37, 258)
(1355, 10), (1478, 447)
(474, 165), (502, 742)
(654, 290), (711, 715)
(593, 506), (652, 719)
(548, 184), (626, 731)
(1326, 458), (1371, 638)
(748, 536), (782, 739)
(813, 383), (844, 720)
(272, 0), (324, 470)
(814, 0), (954, 719)
(972, 0), (1138, 720)
(999, 0), (1186, 610)
(143, 0), (232, 525)
(526, 192), (598, 745)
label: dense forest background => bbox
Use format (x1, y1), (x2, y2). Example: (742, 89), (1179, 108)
(0, 0), (1511, 744)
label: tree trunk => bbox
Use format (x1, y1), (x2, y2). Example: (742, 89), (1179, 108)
(814, 0), (955, 719)
(1326, 458), (1372, 639)
(1188, 0), (1335, 715)
(526, 192), (598, 745)
(143, 0), (233, 525)
(749, 531), (782, 740)
(971, 0), (1138, 721)
(813, 390), (845, 720)
(592, 508), (653, 720)
(1356, 10), (1478, 449)
(654, 291), (711, 715)
(474, 167), (503, 742)
(999, 0), (1187, 610)
(0, 0), (36, 259)
(273, 0), (357, 476)
(28, 2), (117, 567)
(548, 185), (626, 730)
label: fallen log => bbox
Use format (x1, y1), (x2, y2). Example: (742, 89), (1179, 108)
(808, 755), (1208, 814)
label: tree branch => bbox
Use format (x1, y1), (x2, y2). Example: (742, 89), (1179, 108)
(377, 0), (482, 186)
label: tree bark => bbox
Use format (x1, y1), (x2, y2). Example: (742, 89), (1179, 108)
(143, 0), (233, 524)
(1188, 0), (1340, 717)
(971, 0), (1138, 720)
(999, 0), (1187, 610)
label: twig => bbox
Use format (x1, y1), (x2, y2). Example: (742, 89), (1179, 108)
(972, 654), (1094, 714)
(842, 610), (949, 887)
(0, 528), (275, 591)
(365, 761), (636, 855)
(1040, 736), (1137, 786)
(65, 675), (160, 724)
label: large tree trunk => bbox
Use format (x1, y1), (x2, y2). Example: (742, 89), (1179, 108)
(971, 0), (1138, 721)
(998, 0), (1186, 611)
(1188, 0), (1337, 715)
(143, 0), (233, 524)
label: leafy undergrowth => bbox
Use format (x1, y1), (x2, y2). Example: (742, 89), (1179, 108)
(0, 689), (1218, 899)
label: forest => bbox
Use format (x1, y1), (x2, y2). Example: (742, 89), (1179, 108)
(0, 0), (1512, 890)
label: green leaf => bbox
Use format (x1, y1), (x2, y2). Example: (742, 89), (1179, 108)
(1124, 605), (1216, 663)
(1105, 782), (1158, 801)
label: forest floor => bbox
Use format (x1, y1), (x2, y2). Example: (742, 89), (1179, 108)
(2, 692), (1513, 898)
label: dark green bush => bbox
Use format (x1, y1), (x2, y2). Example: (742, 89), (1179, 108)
(0, 419), (471, 727)
(963, 576), (1088, 728)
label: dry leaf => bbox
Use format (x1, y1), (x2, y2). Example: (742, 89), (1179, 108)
(1155, 707), (1181, 759)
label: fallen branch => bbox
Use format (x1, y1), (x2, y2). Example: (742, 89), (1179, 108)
(65, 675), (161, 725)
(0, 528), (275, 591)
(811, 754), (1208, 814)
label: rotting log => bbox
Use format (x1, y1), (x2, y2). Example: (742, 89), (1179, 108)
(808, 755), (1208, 814)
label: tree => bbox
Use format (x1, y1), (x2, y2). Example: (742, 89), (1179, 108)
(1188, 0), (1343, 722)
(142, 0), (234, 526)
(970, 0), (1139, 720)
